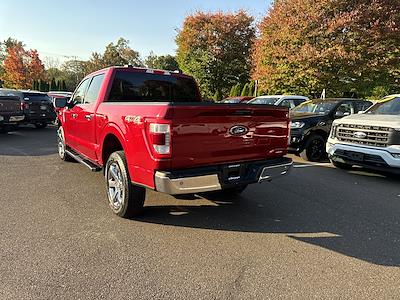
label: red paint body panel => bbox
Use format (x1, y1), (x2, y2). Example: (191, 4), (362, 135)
(60, 67), (290, 190)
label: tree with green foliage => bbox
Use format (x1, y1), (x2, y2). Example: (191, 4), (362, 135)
(252, 0), (400, 97)
(86, 38), (143, 73)
(49, 77), (57, 91)
(248, 81), (255, 97)
(61, 80), (67, 91)
(213, 90), (222, 101)
(241, 83), (250, 97)
(176, 11), (255, 98)
(145, 52), (179, 70)
(229, 86), (236, 97)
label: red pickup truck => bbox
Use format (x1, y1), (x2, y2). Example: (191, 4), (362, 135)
(55, 66), (292, 218)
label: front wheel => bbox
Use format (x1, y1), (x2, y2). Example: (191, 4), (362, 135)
(301, 134), (326, 162)
(105, 151), (146, 218)
(57, 126), (74, 162)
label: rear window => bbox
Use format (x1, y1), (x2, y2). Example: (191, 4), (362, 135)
(107, 71), (201, 102)
(22, 93), (51, 102)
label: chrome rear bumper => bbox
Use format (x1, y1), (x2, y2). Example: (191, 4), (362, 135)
(155, 158), (293, 195)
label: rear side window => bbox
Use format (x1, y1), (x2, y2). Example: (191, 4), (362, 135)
(85, 74), (105, 104)
(107, 71), (201, 102)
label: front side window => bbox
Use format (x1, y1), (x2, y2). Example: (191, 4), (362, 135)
(71, 78), (90, 105)
(85, 74), (105, 104)
(280, 99), (294, 108)
(292, 100), (337, 115)
(335, 102), (353, 116)
(107, 71), (200, 102)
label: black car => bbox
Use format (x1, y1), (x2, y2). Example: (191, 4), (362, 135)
(1, 89), (56, 128)
(0, 95), (25, 133)
(289, 98), (373, 161)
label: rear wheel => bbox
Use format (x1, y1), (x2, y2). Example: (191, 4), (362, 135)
(34, 122), (47, 129)
(105, 151), (146, 218)
(301, 134), (326, 162)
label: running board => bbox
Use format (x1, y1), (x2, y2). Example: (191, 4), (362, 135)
(65, 149), (102, 172)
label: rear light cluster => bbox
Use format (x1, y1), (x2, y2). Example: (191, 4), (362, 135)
(21, 102), (29, 110)
(149, 123), (171, 155)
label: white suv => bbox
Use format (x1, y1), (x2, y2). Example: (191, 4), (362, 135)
(327, 95), (400, 173)
(248, 95), (308, 109)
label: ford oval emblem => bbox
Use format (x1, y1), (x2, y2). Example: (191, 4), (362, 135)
(229, 125), (249, 136)
(354, 131), (367, 139)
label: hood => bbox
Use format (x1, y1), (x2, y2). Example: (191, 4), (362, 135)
(335, 113), (400, 129)
(290, 112), (326, 121)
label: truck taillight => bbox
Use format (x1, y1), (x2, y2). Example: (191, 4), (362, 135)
(149, 123), (171, 155)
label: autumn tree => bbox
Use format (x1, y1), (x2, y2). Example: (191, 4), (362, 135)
(176, 11), (255, 98)
(145, 52), (179, 70)
(252, 0), (400, 98)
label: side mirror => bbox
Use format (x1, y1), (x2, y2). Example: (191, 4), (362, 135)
(335, 111), (344, 118)
(54, 97), (67, 108)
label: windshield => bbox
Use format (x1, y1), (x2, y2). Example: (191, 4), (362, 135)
(367, 97), (400, 115)
(292, 100), (337, 115)
(249, 97), (280, 105)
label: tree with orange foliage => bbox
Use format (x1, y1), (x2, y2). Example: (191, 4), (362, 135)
(2, 45), (28, 89)
(27, 49), (45, 84)
(2, 45), (45, 89)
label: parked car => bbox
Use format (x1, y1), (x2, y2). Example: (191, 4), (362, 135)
(0, 89), (56, 128)
(289, 98), (373, 161)
(221, 96), (254, 104)
(48, 93), (71, 125)
(248, 95), (309, 109)
(55, 66), (292, 218)
(327, 95), (400, 173)
(0, 95), (25, 133)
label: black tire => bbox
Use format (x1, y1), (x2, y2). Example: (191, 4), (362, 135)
(301, 134), (326, 162)
(331, 160), (352, 170)
(105, 151), (146, 218)
(34, 122), (47, 129)
(57, 126), (74, 162)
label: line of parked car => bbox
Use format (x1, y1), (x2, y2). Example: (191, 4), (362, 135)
(222, 94), (400, 174)
(0, 88), (71, 133)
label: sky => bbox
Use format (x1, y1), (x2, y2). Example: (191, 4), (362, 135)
(1, 0), (272, 64)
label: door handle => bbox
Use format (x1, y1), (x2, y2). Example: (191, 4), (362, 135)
(72, 113), (78, 119)
(85, 114), (93, 120)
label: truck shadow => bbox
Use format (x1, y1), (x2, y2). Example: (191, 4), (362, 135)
(0, 126), (57, 156)
(137, 164), (400, 267)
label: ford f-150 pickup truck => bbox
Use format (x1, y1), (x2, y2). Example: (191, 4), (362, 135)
(327, 95), (400, 173)
(55, 66), (292, 218)
(0, 95), (25, 133)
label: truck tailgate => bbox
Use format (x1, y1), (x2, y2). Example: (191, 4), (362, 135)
(169, 104), (289, 169)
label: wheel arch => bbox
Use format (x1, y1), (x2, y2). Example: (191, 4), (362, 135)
(100, 124), (128, 166)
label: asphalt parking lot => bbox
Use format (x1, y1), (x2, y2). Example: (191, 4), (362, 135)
(1, 126), (400, 299)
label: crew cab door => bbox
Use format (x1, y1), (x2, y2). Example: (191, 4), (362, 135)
(64, 78), (90, 151)
(68, 74), (105, 161)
